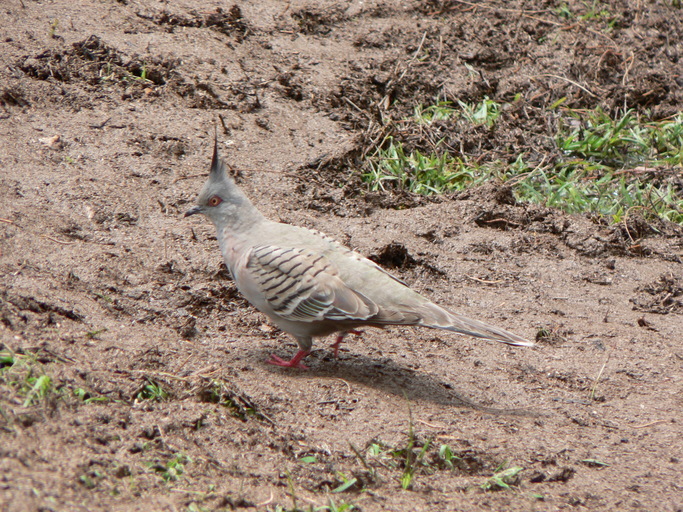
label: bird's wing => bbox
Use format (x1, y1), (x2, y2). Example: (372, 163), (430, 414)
(307, 228), (410, 287)
(246, 245), (380, 323)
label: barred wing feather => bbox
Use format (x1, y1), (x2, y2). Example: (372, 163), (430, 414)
(247, 245), (379, 323)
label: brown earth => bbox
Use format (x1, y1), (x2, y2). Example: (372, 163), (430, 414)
(1, 1), (683, 511)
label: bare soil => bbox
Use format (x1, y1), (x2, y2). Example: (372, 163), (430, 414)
(1, 1), (682, 511)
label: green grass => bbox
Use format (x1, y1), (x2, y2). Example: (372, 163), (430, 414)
(391, 417), (430, 490)
(23, 374), (52, 407)
(86, 327), (108, 339)
(515, 109), (683, 224)
(361, 434), (518, 493)
(557, 109), (683, 169)
(73, 387), (109, 404)
(198, 379), (272, 423)
(1, 348), (114, 415)
(553, 1), (619, 28)
(437, 443), (461, 469)
(325, 498), (356, 512)
(480, 464), (524, 491)
(364, 98), (503, 194)
(48, 19), (59, 39)
(136, 379), (168, 401)
(511, 158), (683, 224)
(363, 137), (483, 195)
(412, 98), (499, 127)
(78, 470), (102, 489)
(332, 472), (358, 493)
(362, 100), (683, 225)
(272, 502), (356, 512)
(360, 421), (432, 491)
(413, 101), (457, 124)
(146, 453), (192, 482)
(0, 349), (54, 407)
(458, 97), (501, 127)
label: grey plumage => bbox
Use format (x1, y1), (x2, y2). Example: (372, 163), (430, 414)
(185, 139), (532, 369)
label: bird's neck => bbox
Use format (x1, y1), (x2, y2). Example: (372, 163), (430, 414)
(216, 201), (265, 234)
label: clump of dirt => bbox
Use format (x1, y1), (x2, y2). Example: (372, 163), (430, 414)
(631, 274), (683, 314)
(369, 242), (419, 269)
(18, 35), (176, 87)
(138, 5), (250, 41)
(0, 289), (84, 333)
(462, 184), (683, 259)
(0, 86), (30, 107)
(291, 6), (348, 35)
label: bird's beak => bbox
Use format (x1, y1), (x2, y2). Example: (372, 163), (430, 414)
(184, 205), (203, 217)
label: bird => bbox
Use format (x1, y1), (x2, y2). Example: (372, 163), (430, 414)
(185, 138), (532, 369)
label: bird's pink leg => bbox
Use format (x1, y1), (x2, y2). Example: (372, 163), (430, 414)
(267, 350), (311, 370)
(330, 329), (364, 358)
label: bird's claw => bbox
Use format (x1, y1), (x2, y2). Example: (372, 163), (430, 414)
(267, 350), (310, 369)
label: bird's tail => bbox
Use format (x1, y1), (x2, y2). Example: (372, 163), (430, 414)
(416, 302), (533, 347)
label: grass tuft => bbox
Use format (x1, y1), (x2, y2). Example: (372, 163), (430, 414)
(146, 453), (192, 482)
(362, 101), (683, 225)
(480, 465), (524, 491)
(557, 109), (683, 169)
(136, 379), (168, 401)
(514, 109), (683, 224)
(363, 137), (482, 195)
(23, 374), (52, 407)
(0, 349), (55, 408)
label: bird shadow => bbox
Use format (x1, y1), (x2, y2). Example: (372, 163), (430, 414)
(255, 347), (541, 418)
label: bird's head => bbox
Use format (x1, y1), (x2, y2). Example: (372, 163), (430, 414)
(185, 137), (263, 230)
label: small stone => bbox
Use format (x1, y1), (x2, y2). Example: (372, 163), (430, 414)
(39, 135), (61, 148)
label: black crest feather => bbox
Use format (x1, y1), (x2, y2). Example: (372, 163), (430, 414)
(210, 128), (223, 178)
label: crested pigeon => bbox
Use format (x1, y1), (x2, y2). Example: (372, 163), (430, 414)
(185, 140), (532, 369)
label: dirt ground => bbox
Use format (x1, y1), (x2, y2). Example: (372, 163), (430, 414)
(1, 1), (682, 511)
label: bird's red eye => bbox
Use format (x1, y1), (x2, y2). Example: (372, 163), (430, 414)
(208, 195), (223, 207)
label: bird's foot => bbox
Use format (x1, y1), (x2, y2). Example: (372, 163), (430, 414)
(330, 329), (364, 358)
(267, 350), (310, 369)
